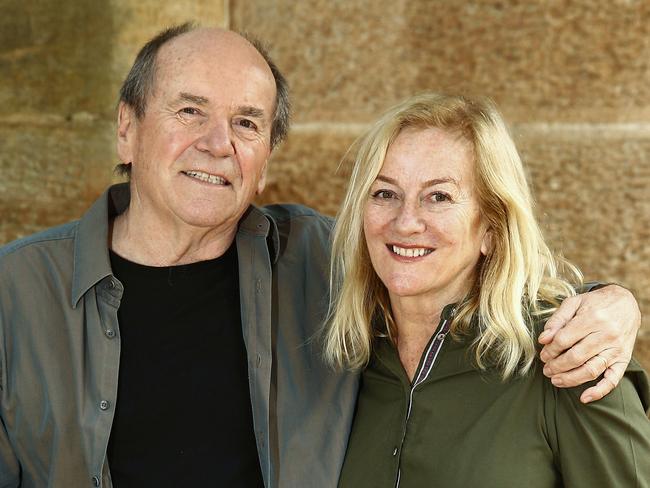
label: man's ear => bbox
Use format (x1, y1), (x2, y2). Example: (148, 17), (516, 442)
(256, 158), (269, 195)
(117, 101), (136, 163)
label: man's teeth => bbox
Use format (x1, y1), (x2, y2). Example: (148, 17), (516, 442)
(185, 170), (227, 185)
(391, 245), (433, 258)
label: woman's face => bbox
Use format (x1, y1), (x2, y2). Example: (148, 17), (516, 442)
(363, 127), (490, 305)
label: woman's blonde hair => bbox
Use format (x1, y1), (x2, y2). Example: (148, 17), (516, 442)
(325, 92), (582, 378)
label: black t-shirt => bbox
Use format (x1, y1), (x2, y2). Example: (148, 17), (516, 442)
(106, 244), (264, 487)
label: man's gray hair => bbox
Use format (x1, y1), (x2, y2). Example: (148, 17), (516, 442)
(116, 22), (290, 176)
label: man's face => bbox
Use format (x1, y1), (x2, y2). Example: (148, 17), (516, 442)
(118, 30), (277, 233)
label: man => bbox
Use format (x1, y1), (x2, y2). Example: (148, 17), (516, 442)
(0, 24), (642, 488)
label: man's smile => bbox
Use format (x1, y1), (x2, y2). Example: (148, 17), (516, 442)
(181, 170), (231, 186)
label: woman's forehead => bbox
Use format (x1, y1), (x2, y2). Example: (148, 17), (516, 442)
(380, 127), (474, 180)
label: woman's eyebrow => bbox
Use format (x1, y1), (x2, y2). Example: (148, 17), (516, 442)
(375, 175), (459, 189)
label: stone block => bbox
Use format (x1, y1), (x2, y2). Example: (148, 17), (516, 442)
(231, 0), (650, 123)
(513, 125), (650, 328)
(0, 0), (117, 117)
(0, 121), (115, 244)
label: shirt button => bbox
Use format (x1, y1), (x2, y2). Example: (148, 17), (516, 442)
(256, 354), (262, 367)
(255, 279), (262, 293)
(437, 333), (446, 341)
(99, 400), (110, 411)
(108, 279), (116, 289)
(92, 475), (100, 486)
(105, 329), (115, 338)
(392, 447), (398, 456)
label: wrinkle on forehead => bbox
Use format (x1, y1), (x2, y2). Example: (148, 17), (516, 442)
(152, 27), (275, 97)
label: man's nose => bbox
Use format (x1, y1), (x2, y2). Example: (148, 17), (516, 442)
(394, 200), (426, 235)
(195, 119), (235, 157)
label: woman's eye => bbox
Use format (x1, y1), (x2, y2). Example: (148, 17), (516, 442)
(372, 190), (396, 199)
(431, 192), (450, 202)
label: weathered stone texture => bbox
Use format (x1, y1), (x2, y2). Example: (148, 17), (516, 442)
(255, 129), (360, 215)
(0, 0), (116, 118)
(0, 122), (115, 243)
(232, 0), (650, 123)
(515, 126), (650, 329)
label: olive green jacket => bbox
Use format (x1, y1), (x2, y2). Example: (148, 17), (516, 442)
(339, 306), (650, 488)
(0, 184), (358, 488)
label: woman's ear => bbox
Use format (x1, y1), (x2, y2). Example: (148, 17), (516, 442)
(480, 228), (493, 256)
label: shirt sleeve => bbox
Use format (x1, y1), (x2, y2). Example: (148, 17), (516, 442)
(546, 358), (650, 487)
(0, 310), (20, 487)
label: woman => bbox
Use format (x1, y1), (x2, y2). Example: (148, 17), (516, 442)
(326, 93), (650, 487)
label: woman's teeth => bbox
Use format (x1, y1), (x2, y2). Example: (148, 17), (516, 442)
(391, 245), (433, 257)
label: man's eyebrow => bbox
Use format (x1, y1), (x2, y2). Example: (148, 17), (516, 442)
(177, 92), (209, 105)
(237, 105), (266, 118)
(375, 175), (459, 188)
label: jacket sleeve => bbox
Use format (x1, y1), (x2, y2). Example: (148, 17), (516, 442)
(547, 358), (650, 487)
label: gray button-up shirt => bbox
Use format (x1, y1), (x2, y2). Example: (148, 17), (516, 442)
(0, 184), (358, 488)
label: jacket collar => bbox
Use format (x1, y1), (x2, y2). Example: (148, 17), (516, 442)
(71, 183), (280, 307)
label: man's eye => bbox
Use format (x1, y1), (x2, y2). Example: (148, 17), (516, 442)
(236, 119), (258, 130)
(180, 107), (200, 116)
(371, 189), (396, 199)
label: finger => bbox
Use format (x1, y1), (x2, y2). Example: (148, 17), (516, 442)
(538, 295), (583, 345)
(542, 333), (607, 375)
(539, 315), (596, 364)
(580, 362), (627, 403)
(548, 353), (610, 387)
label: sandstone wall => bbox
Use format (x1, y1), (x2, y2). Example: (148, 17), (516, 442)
(1, 1), (648, 368)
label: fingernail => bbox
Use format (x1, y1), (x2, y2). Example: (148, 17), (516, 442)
(582, 395), (593, 403)
(543, 366), (552, 376)
(551, 377), (564, 386)
(539, 330), (550, 340)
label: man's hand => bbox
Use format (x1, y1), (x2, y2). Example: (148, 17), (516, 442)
(538, 285), (641, 404)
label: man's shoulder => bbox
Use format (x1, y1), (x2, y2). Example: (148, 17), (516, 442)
(260, 203), (334, 228)
(0, 221), (79, 263)
(261, 203), (334, 226)
(258, 203), (334, 261)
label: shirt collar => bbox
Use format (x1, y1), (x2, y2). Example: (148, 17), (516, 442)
(71, 184), (128, 307)
(237, 204), (281, 264)
(71, 183), (280, 307)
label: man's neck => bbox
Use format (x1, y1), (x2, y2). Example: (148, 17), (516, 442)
(110, 206), (238, 266)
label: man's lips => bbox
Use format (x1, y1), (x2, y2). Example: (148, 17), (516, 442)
(181, 170), (231, 186)
(387, 244), (435, 258)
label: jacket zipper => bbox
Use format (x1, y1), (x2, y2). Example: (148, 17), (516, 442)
(394, 306), (455, 488)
